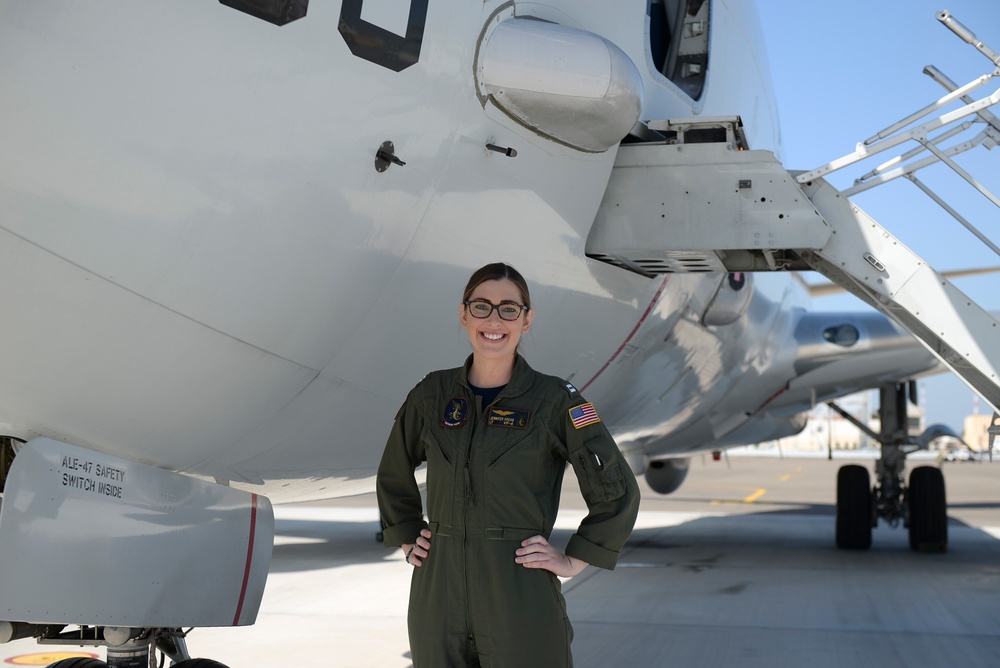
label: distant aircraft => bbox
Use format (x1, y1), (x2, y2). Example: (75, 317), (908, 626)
(0, 1), (996, 666)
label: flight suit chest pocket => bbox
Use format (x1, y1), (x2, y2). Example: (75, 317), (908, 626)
(424, 427), (459, 469)
(485, 424), (541, 469)
(423, 430), (458, 528)
(483, 424), (550, 527)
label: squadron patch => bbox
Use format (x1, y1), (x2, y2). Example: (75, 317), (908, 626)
(442, 397), (469, 428)
(569, 402), (601, 429)
(486, 406), (531, 429)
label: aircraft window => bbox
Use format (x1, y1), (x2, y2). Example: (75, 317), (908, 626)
(219, 0), (308, 26)
(648, 0), (710, 100)
(823, 324), (860, 347)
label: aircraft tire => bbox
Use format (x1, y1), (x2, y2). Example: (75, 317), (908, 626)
(908, 466), (947, 553)
(836, 464), (872, 550)
(171, 660), (230, 668)
(45, 659), (108, 668)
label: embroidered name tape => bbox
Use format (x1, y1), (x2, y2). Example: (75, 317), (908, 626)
(487, 407), (530, 429)
(569, 403), (601, 429)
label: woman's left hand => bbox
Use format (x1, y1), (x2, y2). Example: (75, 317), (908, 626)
(515, 535), (588, 577)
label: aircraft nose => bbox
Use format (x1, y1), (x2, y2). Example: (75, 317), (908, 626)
(476, 18), (643, 153)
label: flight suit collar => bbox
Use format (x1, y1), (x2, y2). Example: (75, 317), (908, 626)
(458, 354), (534, 400)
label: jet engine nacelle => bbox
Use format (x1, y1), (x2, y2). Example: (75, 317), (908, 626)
(644, 457), (691, 495)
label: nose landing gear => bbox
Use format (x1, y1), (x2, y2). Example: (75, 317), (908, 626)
(831, 382), (948, 552)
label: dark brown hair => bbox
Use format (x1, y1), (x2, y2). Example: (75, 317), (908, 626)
(462, 263), (531, 308)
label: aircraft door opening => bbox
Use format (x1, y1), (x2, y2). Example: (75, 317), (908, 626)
(648, 0), (710, 99)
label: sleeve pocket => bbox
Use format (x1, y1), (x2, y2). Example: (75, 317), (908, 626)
(575, 447), (627, 504)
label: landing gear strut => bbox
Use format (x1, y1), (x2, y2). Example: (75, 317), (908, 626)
(0, 624), (230, 668)
(830, 382), (947, 552)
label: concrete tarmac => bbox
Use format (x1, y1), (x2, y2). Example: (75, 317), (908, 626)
(2, 455), (999, 666)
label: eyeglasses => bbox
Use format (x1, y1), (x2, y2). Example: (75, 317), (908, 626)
(464, 299), (528, 321)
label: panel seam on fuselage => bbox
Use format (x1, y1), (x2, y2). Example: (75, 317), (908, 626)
(0, 224), (318, 373)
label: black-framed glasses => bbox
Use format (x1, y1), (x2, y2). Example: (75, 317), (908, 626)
(464, 299), (528, 321)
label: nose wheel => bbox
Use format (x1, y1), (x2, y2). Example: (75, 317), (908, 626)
(835, 464), (873, 550)
(906, 466), (947, 552)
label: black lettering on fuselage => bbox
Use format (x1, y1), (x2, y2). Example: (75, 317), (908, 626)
(338, 0), (428, 72)
(98, 481), (123, 499)
(219, 0), (308, 27)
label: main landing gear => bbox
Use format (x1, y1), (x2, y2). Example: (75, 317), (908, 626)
(0, 625), (230, 668)
(831, 382), (947, 552)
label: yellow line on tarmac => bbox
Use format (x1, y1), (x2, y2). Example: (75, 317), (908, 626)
(712, 470), (795, 505)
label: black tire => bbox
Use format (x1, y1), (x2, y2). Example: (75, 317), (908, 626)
(172, 660), (230, 668)
(836, 464), (872, 550)
(46, 659), (108, 668)
(908, 466), (947, 552)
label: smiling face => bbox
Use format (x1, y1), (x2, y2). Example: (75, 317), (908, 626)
(459, 278), (533, 366)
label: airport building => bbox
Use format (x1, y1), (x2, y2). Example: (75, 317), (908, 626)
(964, 413), (998, 452)
(760, 390), (997, 454)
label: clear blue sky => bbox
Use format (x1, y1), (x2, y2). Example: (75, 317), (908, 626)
(756, 1), (1000, 429)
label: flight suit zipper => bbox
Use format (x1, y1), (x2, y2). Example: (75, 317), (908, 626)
(461, 389), (480, 643)
(461, 389), (505, 643)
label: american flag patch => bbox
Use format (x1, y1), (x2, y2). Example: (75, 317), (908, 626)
(569, 403), (601, 429)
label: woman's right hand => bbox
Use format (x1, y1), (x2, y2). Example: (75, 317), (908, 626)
(403, 528), (433, 567)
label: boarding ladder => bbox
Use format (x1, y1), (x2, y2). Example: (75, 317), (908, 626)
(587, 11), (1000, 415)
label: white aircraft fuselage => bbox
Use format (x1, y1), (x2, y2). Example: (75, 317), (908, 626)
(0, 0), (935, 507)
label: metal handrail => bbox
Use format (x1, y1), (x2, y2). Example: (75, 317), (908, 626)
(795, 87), (1000, 183)
(798, 11), (1000, 261)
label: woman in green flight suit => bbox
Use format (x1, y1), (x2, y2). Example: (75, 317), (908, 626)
(376, 262), (640, 667)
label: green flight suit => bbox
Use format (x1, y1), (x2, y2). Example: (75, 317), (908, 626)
(376, 355), (640, 667)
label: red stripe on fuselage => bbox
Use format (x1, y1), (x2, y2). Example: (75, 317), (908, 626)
(581, 276), (670, 393)
(233, 493), (258, 626)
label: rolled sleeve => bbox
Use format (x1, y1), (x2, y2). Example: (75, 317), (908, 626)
(566, 532), (623, 571)
(376, 396), (428, 547)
